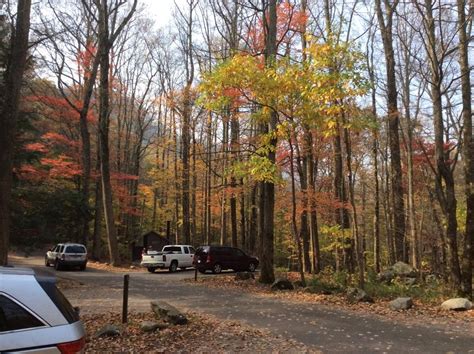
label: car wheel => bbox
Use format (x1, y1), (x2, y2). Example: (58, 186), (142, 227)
(169, 261), (178, 272)
(147, 267), (156, 273)
(54, 259), (62, 271)
(248, 262), (256, 272)
(79, 264), (86, 271)
(212, 263), (222, 274)
(45, 257), (50, 267)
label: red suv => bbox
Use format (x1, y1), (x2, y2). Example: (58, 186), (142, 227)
(193, 246), (259, 274)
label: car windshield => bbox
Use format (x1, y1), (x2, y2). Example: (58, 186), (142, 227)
(195, 247), (209, 255)
(65, 245), (86, 254)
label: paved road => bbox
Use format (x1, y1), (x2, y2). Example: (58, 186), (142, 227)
(11, 256), (474, 353)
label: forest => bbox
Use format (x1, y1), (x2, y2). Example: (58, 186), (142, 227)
(0, 0), (472, 298)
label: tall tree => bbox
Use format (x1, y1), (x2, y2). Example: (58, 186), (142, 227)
(457, 0), (473, 298)
(375, 0), (406, 263)
(259, 0), (278, 284)
(0, 0), (32, 265)
(93, 0), (137, 265)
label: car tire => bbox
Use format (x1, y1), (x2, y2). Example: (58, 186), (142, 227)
(147, 267), (156, 273)
(45, 257), (50, 267)
(212, 263), (222, 274)
(169, 261), (178, 272)
(248, 262), (256, 272)
(79, 264), (86, 271)
(54, 260), (62, 271)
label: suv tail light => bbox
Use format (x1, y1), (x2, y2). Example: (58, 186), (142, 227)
(163, 254), (167, 262)
(57, 337), (85, 354)
(206, 254), (211, 263)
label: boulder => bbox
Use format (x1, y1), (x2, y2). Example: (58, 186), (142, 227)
(402, 277), (417, 286)
(95, 324), (121, 338)
(293, 280), (305, 288)
(377, 270), (395, 283)
(140, 321), (169, 332)
(392, 262), (417, 277)
(271, 278), (294, 291)
(346, 287), (374, 303)
(234, 272), (255, 281)
(304, 286), (332, 295)
(389, 297), (413, 311)
(151, 301), (188, 325)
(440, 298), (472, 311)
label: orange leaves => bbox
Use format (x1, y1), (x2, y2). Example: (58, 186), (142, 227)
(40, 155), (82, 178)
(24, 142), (48, 153)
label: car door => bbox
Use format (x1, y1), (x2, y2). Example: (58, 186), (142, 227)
(182, 247), (194, 267)
(47, 245), (58, 262)
(231, 248), (246, 270)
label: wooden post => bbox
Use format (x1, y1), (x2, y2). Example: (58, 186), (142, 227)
(122, 274), (129, 323)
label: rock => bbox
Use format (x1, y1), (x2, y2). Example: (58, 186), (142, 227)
(271, 279), (294, 291)
(425, 274), (438, 283)
(402, 277), (417, 286)
(96, 324), (121, 338)
(151, 301), (188, 325)
(235, 272), (255, 280)
(304, 287), (332, 295)
(346, 287), (374, 303)
(440, 298), (472, 311)
(389, 297), (413, 310)
(140, 321), (169, 332)
(377, 270), (395, 283)
(392, 262), (417, 277)
(293, 280), (305, 288)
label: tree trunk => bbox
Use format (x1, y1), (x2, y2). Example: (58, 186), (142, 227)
(258, 0), (277, 284)
(457, 0), (473, 299)
(0, 0), (31, 265)
(375, 0), (406, 263)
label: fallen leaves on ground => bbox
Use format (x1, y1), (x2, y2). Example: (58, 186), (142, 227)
(83, 311), (318, 353)
(86, 260), (143, 273)
(187, 273), (474, 326)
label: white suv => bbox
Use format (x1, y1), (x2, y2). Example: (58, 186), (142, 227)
(45, 243), (88, 271)
(0, 266), (86, 353)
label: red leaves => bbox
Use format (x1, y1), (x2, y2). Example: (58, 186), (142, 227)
(40, 155), (82, 178)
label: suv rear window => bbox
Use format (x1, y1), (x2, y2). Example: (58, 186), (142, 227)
(0, 295), (44, 332)
(35, 275), (79, 324)
(65, 245), (86, 253)
(195, 247), (209, 255)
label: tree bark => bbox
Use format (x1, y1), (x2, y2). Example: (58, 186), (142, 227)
(0, 0), (31, 265)
(457, 0), (473, 299)
(375, 0), (406, 263)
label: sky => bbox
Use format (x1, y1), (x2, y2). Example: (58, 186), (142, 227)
(141, 0), (184, 28)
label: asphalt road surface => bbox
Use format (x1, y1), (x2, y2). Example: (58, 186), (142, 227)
(11, 255), (474, 353)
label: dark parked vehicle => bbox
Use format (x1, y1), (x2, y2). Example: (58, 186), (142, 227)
(193, 246), (259, 274)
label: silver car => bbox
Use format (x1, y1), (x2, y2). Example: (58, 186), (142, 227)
(45, 243), (88, 271)
(0, 266), (85, 353)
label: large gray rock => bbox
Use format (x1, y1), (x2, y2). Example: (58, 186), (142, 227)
(440, 298), (472, 311)
(346, 287), (374, 303)
(235, 272), (255, 280)
(95, 324), (121, 337)
(390, 297), (413, 310)
(377, 270), (395, 283)
(140, 321), (169, 332)
(151, 301), (188, 325)
(392, 262), (417, 277)
(271, 278), (294, 291)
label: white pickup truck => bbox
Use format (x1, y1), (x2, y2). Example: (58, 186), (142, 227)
(141, 245), (195, 273)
